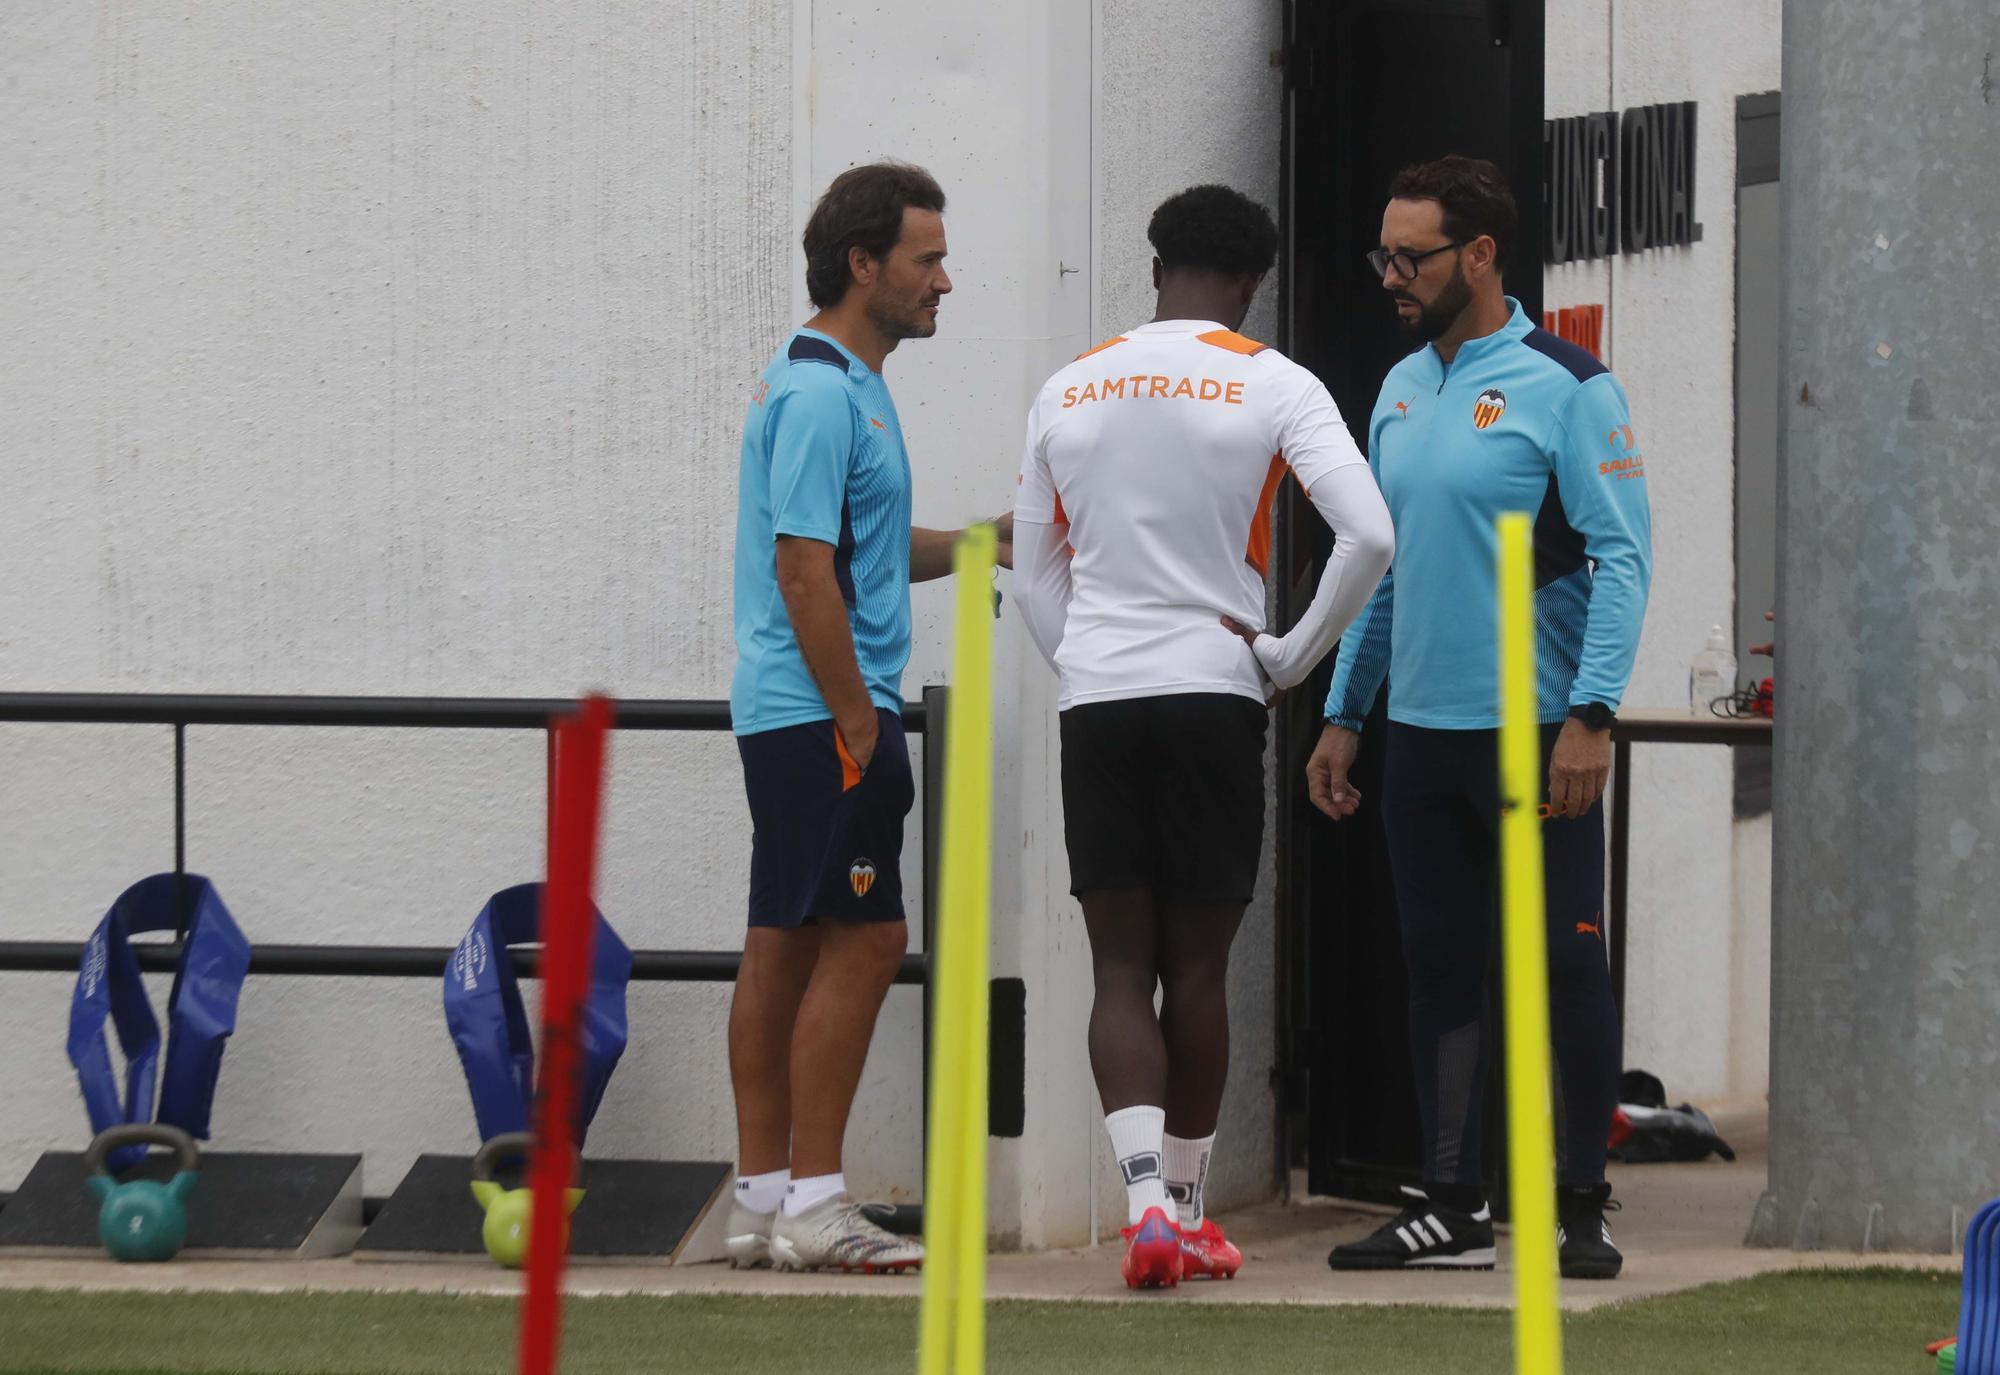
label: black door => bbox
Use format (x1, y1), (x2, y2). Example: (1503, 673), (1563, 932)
(1276, 0), (1545, 1205)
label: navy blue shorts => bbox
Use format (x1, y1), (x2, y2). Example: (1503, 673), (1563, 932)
(737, 708), (914, 928)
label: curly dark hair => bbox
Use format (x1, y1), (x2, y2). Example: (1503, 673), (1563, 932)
(802, 160), (946, 309)
(1146, 184), (1279, 278)
(1387, 156), (1519, 269)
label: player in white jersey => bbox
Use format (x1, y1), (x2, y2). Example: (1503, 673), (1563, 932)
(1012, 185), (1394, 1288)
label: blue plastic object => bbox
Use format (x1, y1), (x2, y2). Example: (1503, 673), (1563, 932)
(443, 884), (630, 1147)
(1958, 1199), (2000, 1374)
(66, 875), (250, 1172)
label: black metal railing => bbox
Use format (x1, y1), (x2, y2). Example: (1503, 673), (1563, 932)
(0, 690), (942, 986)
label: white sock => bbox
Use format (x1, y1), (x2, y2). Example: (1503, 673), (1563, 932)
(734, 1168), (788, 1215)
(783, 1171), (846, 1217)
(1164, 1131), (1215, 1230)
(1106, 1105), (1171, 1225)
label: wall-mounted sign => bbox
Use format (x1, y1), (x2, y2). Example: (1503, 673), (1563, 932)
(1542, 304), (1605, 359)
(1544, 101), (1701, 264)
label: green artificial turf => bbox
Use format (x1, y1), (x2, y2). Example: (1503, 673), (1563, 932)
(0, 1267), (1960, 1374)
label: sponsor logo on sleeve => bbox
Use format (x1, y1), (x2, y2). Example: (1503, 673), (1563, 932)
(1601, 425), (1645, 479)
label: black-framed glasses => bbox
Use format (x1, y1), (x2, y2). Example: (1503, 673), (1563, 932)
(1366, 241), (1469, 280)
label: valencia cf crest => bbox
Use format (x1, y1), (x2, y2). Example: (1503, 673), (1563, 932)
(849, 859), (878, 898)
(1473, 387), (1508, 430)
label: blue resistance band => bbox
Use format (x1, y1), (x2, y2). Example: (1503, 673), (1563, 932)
(443, 883), (632, 1148)
(67, 873), (251, 1171)
(1965, 1197), (2000, 1373)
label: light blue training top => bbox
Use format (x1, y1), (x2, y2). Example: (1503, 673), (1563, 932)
(1324, 299), (1653, 731)
(731, 328), (913, 736)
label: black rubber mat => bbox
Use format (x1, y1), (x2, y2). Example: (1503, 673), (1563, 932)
(0, 1151), (361, 1254)
(356, 1154), (730, 1261)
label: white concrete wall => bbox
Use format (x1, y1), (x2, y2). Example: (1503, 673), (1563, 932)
(795, 0), (1287, 1250)
(0, 0), (1776, 1245)
(1076, 0), (1287, 1246)
(1545, 0), (1781, 1102)
(0, 0), (1281, 1249)
(0, 0), (835, 1196)
(800, 0), (1099, 1248)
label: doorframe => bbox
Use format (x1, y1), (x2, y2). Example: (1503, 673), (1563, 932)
(1273, 0), (1547, 1198)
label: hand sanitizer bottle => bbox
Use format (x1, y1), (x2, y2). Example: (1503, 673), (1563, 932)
(1690, 626), (1737, 717)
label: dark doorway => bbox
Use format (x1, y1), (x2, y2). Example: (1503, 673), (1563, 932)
(1276, 0), (1545, 1204)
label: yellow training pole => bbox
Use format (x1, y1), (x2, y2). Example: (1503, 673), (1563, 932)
(1496, 512), (1564, 1375)
(918, 523), (997, 1375)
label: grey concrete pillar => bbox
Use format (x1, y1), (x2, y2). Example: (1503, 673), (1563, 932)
(1751, 4), (2000, 1253)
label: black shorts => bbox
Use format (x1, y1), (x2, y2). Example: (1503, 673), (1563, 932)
(1059, 693), (1269, 904)
(737, 707), (914, 928)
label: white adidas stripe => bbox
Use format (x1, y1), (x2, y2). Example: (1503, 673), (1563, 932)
(1396, 1226), (1419, 1252)
(1557, 1222), (1616, 1247)
(1426, 1213), (1453, 1244)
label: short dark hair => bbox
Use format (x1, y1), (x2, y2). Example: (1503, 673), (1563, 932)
(802, 161), (946, 309)
(1147, 184), (1278, 279)
(1388, 156), (1519, 269)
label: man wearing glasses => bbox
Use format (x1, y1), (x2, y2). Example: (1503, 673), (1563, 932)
(1309, 157), (1652, 1280)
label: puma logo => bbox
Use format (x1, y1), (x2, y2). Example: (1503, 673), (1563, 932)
(1576, 920), (1602, 938)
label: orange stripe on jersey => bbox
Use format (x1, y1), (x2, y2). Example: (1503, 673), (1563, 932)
(1244, 453), (1288, 578)
(1197, 329), (1269, 356)
(1074, 336), (1128, 361)
(1052, 491), (1076, 556)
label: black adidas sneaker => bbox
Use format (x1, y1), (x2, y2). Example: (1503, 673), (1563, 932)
(1328, 1186), (1496, 1271)
(1557, 1182), (1624, 1280)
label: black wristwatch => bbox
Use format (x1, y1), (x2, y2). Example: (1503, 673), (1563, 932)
(1569, 702), (1616, 731)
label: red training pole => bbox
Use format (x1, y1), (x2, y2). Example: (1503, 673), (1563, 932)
(518, 694), (613, 1375)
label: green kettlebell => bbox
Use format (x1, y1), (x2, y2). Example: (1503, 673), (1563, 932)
(84, 1124), (199, 1263)
(469, 1132), (584, 1268)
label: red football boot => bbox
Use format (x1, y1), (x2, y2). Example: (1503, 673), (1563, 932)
(1178, 1217), (1242, 1279)
(1120, 1206), (1184, 1289)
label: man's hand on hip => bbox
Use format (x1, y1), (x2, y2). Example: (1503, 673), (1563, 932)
(1307, 723), (1364, 820)
(1547, 716), (1612, 818)
(1219, 616), (1280, 706)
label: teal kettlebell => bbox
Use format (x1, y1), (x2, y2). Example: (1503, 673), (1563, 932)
(470, 1133), (584, 1269)
(84, 1124), (199, 1262)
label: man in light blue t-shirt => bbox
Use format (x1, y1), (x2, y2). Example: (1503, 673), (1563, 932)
(725, 160), (1009, 1275)
(1311, 157), (1651, 1283)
